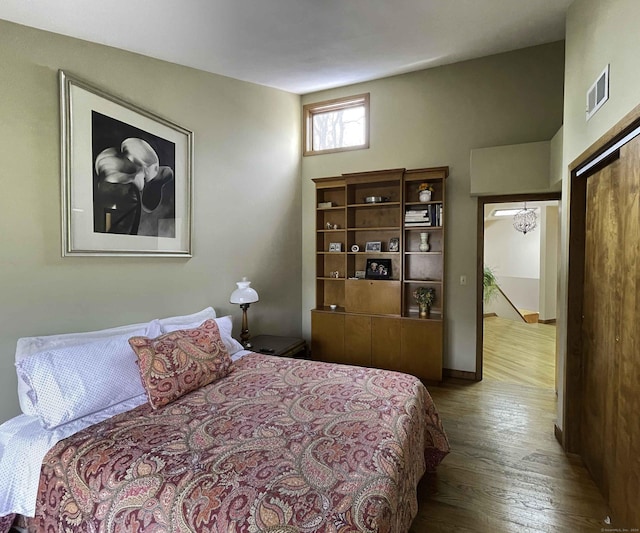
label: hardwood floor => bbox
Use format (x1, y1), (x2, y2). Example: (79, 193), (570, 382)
(482, 316), (556, 389)
(410, 317), (611, 532)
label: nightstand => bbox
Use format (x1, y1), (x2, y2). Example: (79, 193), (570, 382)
(249, 335), (308, 359)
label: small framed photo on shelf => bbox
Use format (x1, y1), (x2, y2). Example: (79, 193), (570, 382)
(355, 270), (366, 279)
(328, 242), (342, 252)
(388, 237), (399, 252)
(364, 241), (382, 252)
(365, 258), (392, 280)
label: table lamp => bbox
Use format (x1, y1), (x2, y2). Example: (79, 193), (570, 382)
(229, 277), (259, 347)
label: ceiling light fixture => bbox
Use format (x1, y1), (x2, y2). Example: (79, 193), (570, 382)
(491, 208), (522, 217)
(513, 203), (537, 235)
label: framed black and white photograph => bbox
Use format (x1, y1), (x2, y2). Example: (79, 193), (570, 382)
(329, 242), (342, 252)
(388, 237), (399, 252)
(60, 70), (193, 256)
(364, 241), (382, 252)
(365, 258), (392, 280)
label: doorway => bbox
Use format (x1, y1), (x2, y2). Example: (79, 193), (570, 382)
(475, 193), (561, 383)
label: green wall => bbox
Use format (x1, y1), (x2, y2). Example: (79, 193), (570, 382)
(0, 20), (302, 422)
(301, 42), (565, 373)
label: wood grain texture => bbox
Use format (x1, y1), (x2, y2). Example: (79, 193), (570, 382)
(401, 319), (442, 381)
(371, 316), (401, 371)
(345, 279), (401, 315)
(483, 316), (556, 389)
(344, 314), (371, 366)
(310, 311), (344, 363)
(565, 102), (640, 458)
(581, 135), (640, 528)
(564, 171), (587, 453)
(411, 380), (612, 532)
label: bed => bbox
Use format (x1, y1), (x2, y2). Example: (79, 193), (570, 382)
(0, 308), (449, 532)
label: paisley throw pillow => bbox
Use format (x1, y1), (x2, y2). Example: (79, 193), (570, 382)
(129, 318), (232, 409)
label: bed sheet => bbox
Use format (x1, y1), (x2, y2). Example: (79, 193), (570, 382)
(0, 394), (148, 517)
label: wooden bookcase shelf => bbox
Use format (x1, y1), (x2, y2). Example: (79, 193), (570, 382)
(311, 166), (448, 381)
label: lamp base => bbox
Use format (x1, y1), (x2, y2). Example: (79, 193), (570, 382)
(240, 303), (252, 347)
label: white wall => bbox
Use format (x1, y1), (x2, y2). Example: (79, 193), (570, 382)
(302, 42), (565, 373)
(484, 290), (526, 322)
(484, 202), (558, 318)
(557, 0), (640, 430)
(0, 20), (302, 423)
(484, 216), (541, 311)
(485, 218), (541, 279)
(539, 205), (559, 322)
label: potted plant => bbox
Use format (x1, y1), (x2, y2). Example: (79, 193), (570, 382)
(418, 182), (433, 202)
(413, 286), (436, 317)
(483, 265), (499, 303)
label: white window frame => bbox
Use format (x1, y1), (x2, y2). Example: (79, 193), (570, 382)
(303, 93), (370, 156)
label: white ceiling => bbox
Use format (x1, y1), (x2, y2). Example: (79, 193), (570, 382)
(0, 0), (572, 95)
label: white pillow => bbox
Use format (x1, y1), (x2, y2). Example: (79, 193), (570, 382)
(158, 307), (217, 330)
(14, 308), (215, 415)
(15, 331), (150, 429)
(161, 315), (244, 355)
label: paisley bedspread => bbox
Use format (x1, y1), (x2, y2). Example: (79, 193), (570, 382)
(8, 353), (449, 532)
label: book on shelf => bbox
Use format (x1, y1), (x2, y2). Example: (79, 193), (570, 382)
(405, 208), (430, 224)
(404, 203), (443, 227)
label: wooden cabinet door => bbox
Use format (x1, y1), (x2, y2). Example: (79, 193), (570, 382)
(344, 314), (371, 367)
(371, 317), (401, 371)
(311, 311), (344, 363)
(401, 320), (442, 381)
(372, 317), (442, 381)
(345, 280), (401, 315)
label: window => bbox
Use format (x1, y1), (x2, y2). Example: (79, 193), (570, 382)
(303, 93), (369, 156)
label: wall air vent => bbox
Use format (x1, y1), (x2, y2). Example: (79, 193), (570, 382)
(586, 65), (609, 121)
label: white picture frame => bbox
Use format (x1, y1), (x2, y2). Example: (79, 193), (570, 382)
(60, 70), (193, 257)
(329, 242), (342, 252)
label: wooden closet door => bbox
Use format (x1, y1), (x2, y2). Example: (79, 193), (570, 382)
(582, 135), (640, 526)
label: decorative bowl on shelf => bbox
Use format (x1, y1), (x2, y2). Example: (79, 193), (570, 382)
(364, 196), (389, 204)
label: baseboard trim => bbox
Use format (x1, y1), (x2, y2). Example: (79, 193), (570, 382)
(443, 368), (477, 381)
(554, 423), (563, 447)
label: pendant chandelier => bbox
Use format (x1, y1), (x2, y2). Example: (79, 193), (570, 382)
(513, 203), (537, 234)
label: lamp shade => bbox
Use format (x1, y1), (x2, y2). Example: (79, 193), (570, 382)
(230, 277), (259, 304)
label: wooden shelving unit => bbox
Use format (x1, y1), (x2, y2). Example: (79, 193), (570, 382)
(311, 166), (448, 381)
